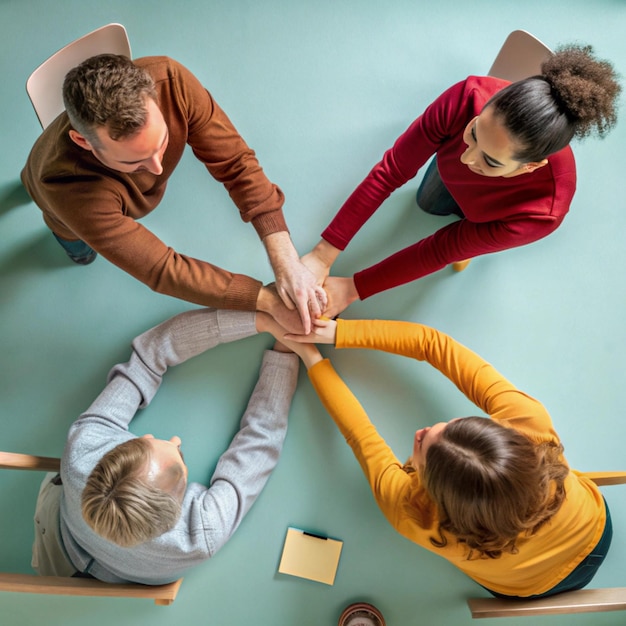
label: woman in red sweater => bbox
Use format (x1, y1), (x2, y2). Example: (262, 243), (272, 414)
(302, 45), (620, 317)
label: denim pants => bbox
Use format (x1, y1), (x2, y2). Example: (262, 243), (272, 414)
(53, 233), (97, 264)
(415, 157), (464, 218)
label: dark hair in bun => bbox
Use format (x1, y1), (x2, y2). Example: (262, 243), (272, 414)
(485, 44), (621, 162)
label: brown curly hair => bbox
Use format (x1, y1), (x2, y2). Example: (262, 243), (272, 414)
(416, 417), (569, 559)
(486, 44), (621, 162)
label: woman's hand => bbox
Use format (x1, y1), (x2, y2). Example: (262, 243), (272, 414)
(284, 317), (338, 345)
(300, 239), (341, 285)
(320, 277), (358, 319)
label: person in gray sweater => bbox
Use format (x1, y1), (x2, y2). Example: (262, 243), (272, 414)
(32, 307), (298, 584)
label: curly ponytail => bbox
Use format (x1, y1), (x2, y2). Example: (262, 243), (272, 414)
(542, 44), (620, 139)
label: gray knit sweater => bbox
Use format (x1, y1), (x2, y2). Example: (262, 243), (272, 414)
(59, 308), (298, 584)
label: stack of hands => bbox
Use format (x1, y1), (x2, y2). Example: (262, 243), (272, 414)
(256, 312), (337, 370)
(259, 236), (354, 336)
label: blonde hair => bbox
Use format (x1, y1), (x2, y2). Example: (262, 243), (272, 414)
(81, 438), (182, 547)
(413, 417), (568, 559)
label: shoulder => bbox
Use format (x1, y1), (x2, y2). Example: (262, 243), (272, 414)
(133, 56), (195, 84)
(63, 422), (132, 485)
(461, 75), (510, 105)
(428, 75), (511, 121)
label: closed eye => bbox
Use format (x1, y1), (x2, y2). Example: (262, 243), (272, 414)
(470, 125), (504, 168)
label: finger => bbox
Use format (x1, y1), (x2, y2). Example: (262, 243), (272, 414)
(296, 300), (312, 335)
(307, 292), (323, 319)
(312, 317), (330, 328)
(314, 285), (328, 309)
(282, 333), (311, 343)
(277, 287), (296, 311)
(322, 305), (339, 320)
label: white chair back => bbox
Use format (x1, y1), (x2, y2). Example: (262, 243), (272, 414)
(26, 23), (131, 129)
(488, 29), (552, 81)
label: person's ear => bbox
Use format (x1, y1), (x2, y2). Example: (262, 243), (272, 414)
(524, 159), (549, 173)
(68, 129), (95, 152)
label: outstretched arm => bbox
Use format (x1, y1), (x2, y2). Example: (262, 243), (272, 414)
(199, 347), (299, 554)
(306, 357), (414, 532)
(110, 308), (257, 411)
(72, 309), (258, 437)
(65, 308), (260, 496)
(329, 319), (556, 436)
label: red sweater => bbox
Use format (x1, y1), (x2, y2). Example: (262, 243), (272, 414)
(321, 76), (576, 299)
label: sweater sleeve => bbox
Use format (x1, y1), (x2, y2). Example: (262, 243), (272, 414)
(195, 350), (299, 555)
(335, 319), (558, 441)
(71, 308), (257, 434)
(321, 80), (468, 250)
(307, 358), (415, 528)
(353, 211), (563, 300)
(170, 59), (288, 239)
(83, 198), (265, 310)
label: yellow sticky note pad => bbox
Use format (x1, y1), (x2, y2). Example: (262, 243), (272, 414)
(278, 527), (343, 585)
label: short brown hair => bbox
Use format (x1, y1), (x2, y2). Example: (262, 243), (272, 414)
(62, 53), (157, 146)
(81, 438), (182, 547)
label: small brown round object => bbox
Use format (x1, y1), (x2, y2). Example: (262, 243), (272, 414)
(338, 602), (386, 626)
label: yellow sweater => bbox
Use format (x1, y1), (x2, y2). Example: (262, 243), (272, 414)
(307, 319), (605, 597)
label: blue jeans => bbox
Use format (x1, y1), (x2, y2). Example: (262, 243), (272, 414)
(53, 234), (97, 265)
(415, 157), (464, 218)
(486, 498), (613, 600)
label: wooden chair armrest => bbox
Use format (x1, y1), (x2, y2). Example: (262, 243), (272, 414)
(468, 587), (626, 618)
(583, 471), (626, 486)
(0, 452), (61, 472)
(0, 573), (182, 606)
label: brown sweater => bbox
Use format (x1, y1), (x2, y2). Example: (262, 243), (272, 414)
(21, 56), (288, 310)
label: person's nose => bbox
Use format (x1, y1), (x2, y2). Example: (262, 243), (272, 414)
(460, 143), (477, 165)
(145, 154), (163, 175)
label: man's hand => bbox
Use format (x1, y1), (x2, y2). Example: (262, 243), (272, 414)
(275, 260), (327, 334)
(256, 283), (307, 334)
(263, 232), (327, 334)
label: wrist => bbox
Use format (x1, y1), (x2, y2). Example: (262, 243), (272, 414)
(256, 286), (276, 315)
(263, 231), (298, 270)
(303, 350), (323, 370)
(313, 239), (341, 267)
(255, 311), (272, 333)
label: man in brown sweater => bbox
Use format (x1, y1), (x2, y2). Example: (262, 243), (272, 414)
(21, 54), (324, 332)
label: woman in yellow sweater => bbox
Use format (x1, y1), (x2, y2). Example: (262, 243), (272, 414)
(282, 318), (611, 598)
